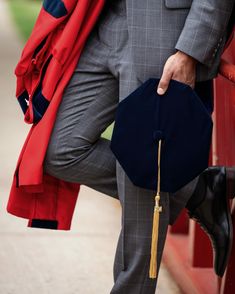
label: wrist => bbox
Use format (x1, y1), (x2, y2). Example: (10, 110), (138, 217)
(176, 50), (198, 65)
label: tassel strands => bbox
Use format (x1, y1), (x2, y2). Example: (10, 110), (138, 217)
(149, 139), (162, 279)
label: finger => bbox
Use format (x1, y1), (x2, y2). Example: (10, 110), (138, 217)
(172, 71), (196, 89)
(188, 76), (196, 89)
(172, 77), (195, 89)
(157, 67), (173, 95)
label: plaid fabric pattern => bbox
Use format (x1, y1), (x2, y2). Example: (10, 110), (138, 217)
(43, 0), (233, 292)
(126, 0), (235, 82)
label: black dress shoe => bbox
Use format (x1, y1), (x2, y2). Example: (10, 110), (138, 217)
(187, 166), (234, 277)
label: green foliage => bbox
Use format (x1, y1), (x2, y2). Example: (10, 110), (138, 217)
(8, 0), (42, 41)
(102, 123), (114, 141)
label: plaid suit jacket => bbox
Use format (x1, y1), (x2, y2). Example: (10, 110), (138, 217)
(126, 0), (235, 82)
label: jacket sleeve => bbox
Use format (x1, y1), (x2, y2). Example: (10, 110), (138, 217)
(175, 0), (235, 67)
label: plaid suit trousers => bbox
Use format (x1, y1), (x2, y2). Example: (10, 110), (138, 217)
(44, 1), (199, 292)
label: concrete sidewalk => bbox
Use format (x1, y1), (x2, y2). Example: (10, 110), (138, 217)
(0, 0), (181, 293)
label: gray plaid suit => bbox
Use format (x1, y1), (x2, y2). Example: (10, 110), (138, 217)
(43, 0), (234, 293)
(126, 0), (234, 83)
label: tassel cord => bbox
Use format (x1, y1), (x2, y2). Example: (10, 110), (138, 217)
(149, 139), (162, 279)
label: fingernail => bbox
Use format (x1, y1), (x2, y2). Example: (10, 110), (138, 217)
(157, 88), (165, 95)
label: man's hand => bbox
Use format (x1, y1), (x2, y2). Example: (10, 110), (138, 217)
(157, 51), (197, 95)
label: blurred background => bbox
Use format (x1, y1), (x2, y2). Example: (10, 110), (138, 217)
(0, 0), (181, 293)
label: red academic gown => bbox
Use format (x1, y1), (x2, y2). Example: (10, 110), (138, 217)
(7, 0), (105, 230)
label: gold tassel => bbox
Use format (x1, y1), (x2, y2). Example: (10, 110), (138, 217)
(149, 139), (162, 279)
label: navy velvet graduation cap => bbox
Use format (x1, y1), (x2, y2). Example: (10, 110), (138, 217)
(110, 78), (213, 193)
(110, 78), (213, 279)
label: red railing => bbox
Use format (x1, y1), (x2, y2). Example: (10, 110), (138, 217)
(163, 33), (235, 294)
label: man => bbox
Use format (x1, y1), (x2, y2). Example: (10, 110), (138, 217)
(43, 0), (235, 293)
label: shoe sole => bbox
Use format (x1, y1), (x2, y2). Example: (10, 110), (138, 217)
(220, 176), (234, 277)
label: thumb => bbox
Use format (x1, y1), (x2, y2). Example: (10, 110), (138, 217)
(157, 68), (172, 95)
